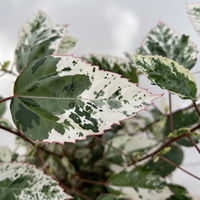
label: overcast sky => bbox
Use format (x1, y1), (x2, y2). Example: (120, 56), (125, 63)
(0, 0), (200, 199)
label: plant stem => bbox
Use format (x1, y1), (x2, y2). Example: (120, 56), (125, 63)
(132, 123), (200, 164)
(79, 178), (107, 186)
(186, 135), (200, 154)
(160, 156), (200, 181)
(193, 100), (200, 117)
(0, 124), (62, 158)
(168, 92), (174, 131)
(0, 96), (15, 103)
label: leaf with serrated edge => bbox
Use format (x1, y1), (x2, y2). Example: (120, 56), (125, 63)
(15, 11), (76, 72)
(84, 54), (138, 83)
(0, 163), (71, 200)
(137, 22), (198, 70)
(11, 55), (160, 143)
(132, 55), (197, 100)
(188, 3), (200, 35)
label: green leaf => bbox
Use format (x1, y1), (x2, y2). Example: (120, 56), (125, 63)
(97, 194), (118, 200)
(11, 55), (158, 143)
(15, 11), (76, 72)
(167, 184), (192, 200)
(137, 22), (197, 69)
(0, 163), (71, 200)
(132, 55), (197, 100)
(108, 166), (165, 190)
(188, 3), (200, 35)
(0, 96), (6, 117)
(147, 145), (183, 177)
(164, 108), (199, 146)
(84, 54), (138, 83)
(1, 61), (10, 71)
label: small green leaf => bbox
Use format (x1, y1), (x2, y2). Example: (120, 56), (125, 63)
(15, 11), (76, 72)
(147, 145), (183, 177)
(0, 162), (71, 200)
(137, 22), (198, 69)
(84, 54), (138, 83)
(132, 55), (197, 100)
(1, 61), (10, 71)
(167, 184), (192, 200)
(11, 55), (158, 143)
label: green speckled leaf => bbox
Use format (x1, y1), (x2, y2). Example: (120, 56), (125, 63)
(188, 3), (200, 35)
(137, 22), (197, 69)
(84, 54), (138, 83)
(0, 163), (71, 200)
(11, 55), (158, 143)
(15, 11), (76, 72)
(132, 55), (197, 100)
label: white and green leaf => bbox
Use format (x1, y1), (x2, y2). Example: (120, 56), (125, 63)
(84, 54), (138, 83)
(108, 166), (192, 200)
(132, 55), (197, 100)
(188, 3), (200, 35)
(15, 11), (77, 72)
(0, 163), (71, 200)
(11, 55), (159, 143)
(137, 22), (197, 69)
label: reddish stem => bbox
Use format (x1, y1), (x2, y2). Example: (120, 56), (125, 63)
(0, 95), (15, 103)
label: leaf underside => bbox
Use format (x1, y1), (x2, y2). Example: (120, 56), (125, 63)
(137, 22), (197, 69)
(15, 11), (76, 73)
(11, 55), (158, 143)
(0, 163), (71, 200)
(132, 55), (197, 100)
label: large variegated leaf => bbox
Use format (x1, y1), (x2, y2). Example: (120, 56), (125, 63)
(137, 22), (197, 69)
(0, 163), (71, 200)
(84, 54), (138, 83)
(188, 3), (200, 35)
(15, 12), (77, 72)
(11, 55), (158, 143)
(132, 55), (197, 100)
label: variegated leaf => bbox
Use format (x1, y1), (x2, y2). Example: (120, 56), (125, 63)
(0, 163), (71, 200)
(11, 55), (159, 143)
(108, 167), (192, 200)
(137, 22), (197, 69)
(188, 3), (200, 35)
(132, 55), (197, 100)
(15, 11), (77, 72)
(84, 54), (138, 83)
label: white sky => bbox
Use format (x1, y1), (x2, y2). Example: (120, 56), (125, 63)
(0, 0), (200, 199)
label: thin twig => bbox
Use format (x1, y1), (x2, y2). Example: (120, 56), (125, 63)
(0, 69), (17, 76)
(94, 135), (136, 164)
(0, 124), (62, 158)
(131, 123), (200, 164)
(193, 101), (200, 118)
(160, 156), (200, 181)
(168, 92), (174, 131)
(0, 96), (15, 103)
(79, 178), (107, 186)
(186, 135), (200, 154)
